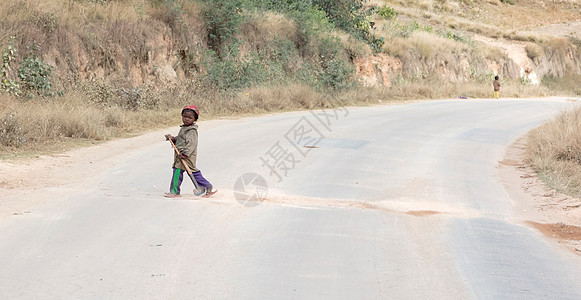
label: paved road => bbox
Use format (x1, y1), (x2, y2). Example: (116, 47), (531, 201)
(1, 98), (581, 299)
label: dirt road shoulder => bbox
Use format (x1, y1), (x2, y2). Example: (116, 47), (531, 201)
(499, 136), (581, 255)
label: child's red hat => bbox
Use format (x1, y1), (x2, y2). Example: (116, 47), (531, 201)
(182, 105), (199, 119)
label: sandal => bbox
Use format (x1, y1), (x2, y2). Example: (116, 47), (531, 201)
(164, 193), (181, 198)
(202, 190), (218, 198)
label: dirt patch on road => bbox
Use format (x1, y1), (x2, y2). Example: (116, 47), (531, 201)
(258, 193), (472, 218)
(261, 195), (391, 212)
(527, 221), (581, 254)
(527, 221), (581, 241)
(499, 136), (581, 255)
(406, 210), (442, 217)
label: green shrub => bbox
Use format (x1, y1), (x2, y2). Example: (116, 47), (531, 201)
(314, 0), (367, 32)
(500, 0), (515, 5)
(182, 0), (363, 91)
(17, 49), (53, 97)
(377, 5), (398, 19)
(260, 38), (301, 80)
(438, 30), (474, 46)
(317, 37), (354, 90)
(246, 0), (313, 12)
(200, 0), (245, 58)
(285, 4), (334, 57)
(313, 0), (383, 52)
(201, 51), (268, 90)
(393, 20), (434, 38)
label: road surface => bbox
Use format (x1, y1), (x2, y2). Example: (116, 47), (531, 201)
(1, 98), (580, 299)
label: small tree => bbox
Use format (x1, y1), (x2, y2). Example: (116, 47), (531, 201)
(201, 0), (245, 59)
(313, 0), (384, 52)
(17, 48), (53, 97)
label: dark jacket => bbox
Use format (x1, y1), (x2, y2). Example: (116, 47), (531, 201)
(173, 124), (199, 172)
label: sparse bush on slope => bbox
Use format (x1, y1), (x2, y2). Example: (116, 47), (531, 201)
(528, 107), (581, 197)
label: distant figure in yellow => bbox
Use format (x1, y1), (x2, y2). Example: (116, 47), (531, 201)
(493, 75), (501, 99)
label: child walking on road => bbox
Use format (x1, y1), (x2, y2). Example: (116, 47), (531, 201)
(164, 105), (216, 198)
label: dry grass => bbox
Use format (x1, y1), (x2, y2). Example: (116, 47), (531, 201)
(240, 12), (298, 55)
(409, 31), (469, 58)
(547, 37), (574, 52)
(0, 0), (145, 32)
(527, 106), (581, 197)
(340, 34), (373, 60)
(542, 74), (581, 96)
(0, 94), (114, 151)
(0, 83), (401, 156)
(525, 43), (544, 60)
(376, 0), (581, 40)
(0, 90), (180, 153)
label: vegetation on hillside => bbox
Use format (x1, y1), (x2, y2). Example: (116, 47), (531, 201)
(0, 0), (377, 152)
(1, 0), (579, 101)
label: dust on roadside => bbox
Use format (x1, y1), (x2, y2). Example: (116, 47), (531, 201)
(499, 137), (581, 255)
